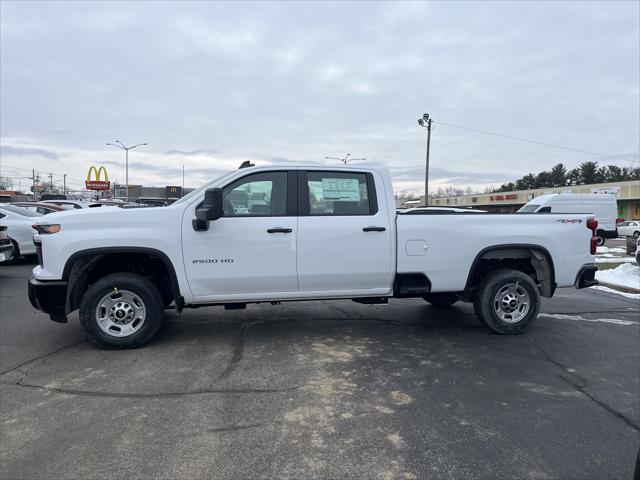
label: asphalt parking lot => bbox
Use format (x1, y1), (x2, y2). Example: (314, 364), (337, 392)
(1, 259), (638, 480)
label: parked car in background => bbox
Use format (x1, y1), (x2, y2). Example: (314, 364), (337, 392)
(0, 225), (14, 264)
(40, 200), (91, 210)
(518, 193), (618, 246)
(617, 220), (640, 239)
(0, 205), (42, 257)
(10, 202), (66, 215)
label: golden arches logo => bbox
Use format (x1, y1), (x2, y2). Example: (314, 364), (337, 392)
(85, 165), (110, 190)
(86, 166), (109, 182)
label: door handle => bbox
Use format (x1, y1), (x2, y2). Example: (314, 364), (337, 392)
(362, 226), (386, 232)
(267, 227), (292, 233)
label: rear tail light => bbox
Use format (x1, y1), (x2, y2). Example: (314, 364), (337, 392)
(586, 219), (598, 255)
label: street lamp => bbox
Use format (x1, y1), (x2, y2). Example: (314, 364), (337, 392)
(106, 140), (147, 202)
(324, 153), (367, 165)
(417, 113), (432, 206)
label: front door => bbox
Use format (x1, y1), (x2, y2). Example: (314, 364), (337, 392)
(182, 170), (298, 299)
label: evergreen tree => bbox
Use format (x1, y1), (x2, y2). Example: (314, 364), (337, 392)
(579, 161), (600, 184)
(549, 163), (567, 187)
(535, 170), (552, 188)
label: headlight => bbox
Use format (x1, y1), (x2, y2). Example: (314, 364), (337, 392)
(33, 224), (61, 234)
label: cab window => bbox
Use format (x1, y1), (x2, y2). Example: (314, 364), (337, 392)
(305, 171), (376, 216)
(222, 171), (287, 217)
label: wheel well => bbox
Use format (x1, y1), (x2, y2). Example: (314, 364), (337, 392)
(65, 251), (180, 313)
(464, 246), (555, 299)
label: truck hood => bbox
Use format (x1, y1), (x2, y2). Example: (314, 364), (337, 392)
(35, 205), (182, 227)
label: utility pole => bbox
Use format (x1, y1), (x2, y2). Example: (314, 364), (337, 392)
(29, 169), (40, 200)
(48, 173), (54, 190)
(63, 174), (67, 195)
(417, 113), (432, 206)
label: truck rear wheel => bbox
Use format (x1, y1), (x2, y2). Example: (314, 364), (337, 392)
(79, 273), (164, 349)
(473, 269), (540, 334)
(423, 293), (458, 308)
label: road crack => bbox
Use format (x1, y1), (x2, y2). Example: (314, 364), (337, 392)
(0, 339), (88, 376)
(527, 337), (639, 431)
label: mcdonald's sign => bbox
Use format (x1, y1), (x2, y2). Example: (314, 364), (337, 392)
(165, 185), (182, 198)
(85, 166), (110, 191)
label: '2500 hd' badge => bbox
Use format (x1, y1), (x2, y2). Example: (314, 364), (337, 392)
(192, 259), (234, 264)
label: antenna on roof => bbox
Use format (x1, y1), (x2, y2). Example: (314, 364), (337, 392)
(239, 161), (255, 169)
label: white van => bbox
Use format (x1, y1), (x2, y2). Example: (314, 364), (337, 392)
(518, 193), (618, 246)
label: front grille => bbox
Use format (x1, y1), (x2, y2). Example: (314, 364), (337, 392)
(0, 237), (11, 246)
(34, 239), (43, 267)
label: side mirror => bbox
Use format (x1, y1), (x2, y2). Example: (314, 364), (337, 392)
(194, 188), (223, 231)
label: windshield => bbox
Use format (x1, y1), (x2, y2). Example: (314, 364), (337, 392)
(171, 170), (236, 206)
(518, 204), (540, 213)
(0, 205), (44, 217)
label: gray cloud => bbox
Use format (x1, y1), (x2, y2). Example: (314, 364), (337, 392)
(163, 148), (220, 156)
(0, 145), (59, 160)
(0, 2), (637, 192)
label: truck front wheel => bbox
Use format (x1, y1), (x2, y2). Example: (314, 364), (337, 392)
(423, 293), (458, 307)
(473, 269), (540, 334)
(79, 273), (164, 349)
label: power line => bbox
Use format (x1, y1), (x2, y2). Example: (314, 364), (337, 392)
(434, 121), (638, 164)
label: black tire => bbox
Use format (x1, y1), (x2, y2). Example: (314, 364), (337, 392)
(633, 231), (640, 239)
(596, 233), (605, 246)
(473, 291), (488, 326)
(423, 292), (459, 308)
(79, 273), (164, 349)
(473, 269), (540, 334)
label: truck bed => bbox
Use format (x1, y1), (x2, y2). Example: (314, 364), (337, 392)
(396, 212), (594, 292)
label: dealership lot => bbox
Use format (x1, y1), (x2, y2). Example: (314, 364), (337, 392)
(1, 259), (638, 479)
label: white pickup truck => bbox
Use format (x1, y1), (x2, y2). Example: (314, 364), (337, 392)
(29, 165), (599, 348)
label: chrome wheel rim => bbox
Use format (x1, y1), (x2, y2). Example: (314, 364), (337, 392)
(493, 282), (530, 324)
(95, 289), (146, 337)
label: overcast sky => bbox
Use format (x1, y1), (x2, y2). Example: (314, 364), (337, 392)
(1, 1), (638, 195)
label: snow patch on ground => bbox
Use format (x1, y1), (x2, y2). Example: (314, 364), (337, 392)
(595, 263), (640, 290)
(590, 285), (640, 300)
(597, 246), (627, 254)
(538, 313), (636, 326)
(596, 256), (636, 263)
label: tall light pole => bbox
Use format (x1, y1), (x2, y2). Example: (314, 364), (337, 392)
(417, 113), (432, 206)
(106, 140), (147, 201)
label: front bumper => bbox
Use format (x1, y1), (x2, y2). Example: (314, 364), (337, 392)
(574, 264), (598, 289)
(28, 276), (68, 323)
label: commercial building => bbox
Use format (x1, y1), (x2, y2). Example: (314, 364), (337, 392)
(112, 184), (195, 204)
(398, 180), (640, 219)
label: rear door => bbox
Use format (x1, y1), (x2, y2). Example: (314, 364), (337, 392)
(297, 170), (393, 293)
